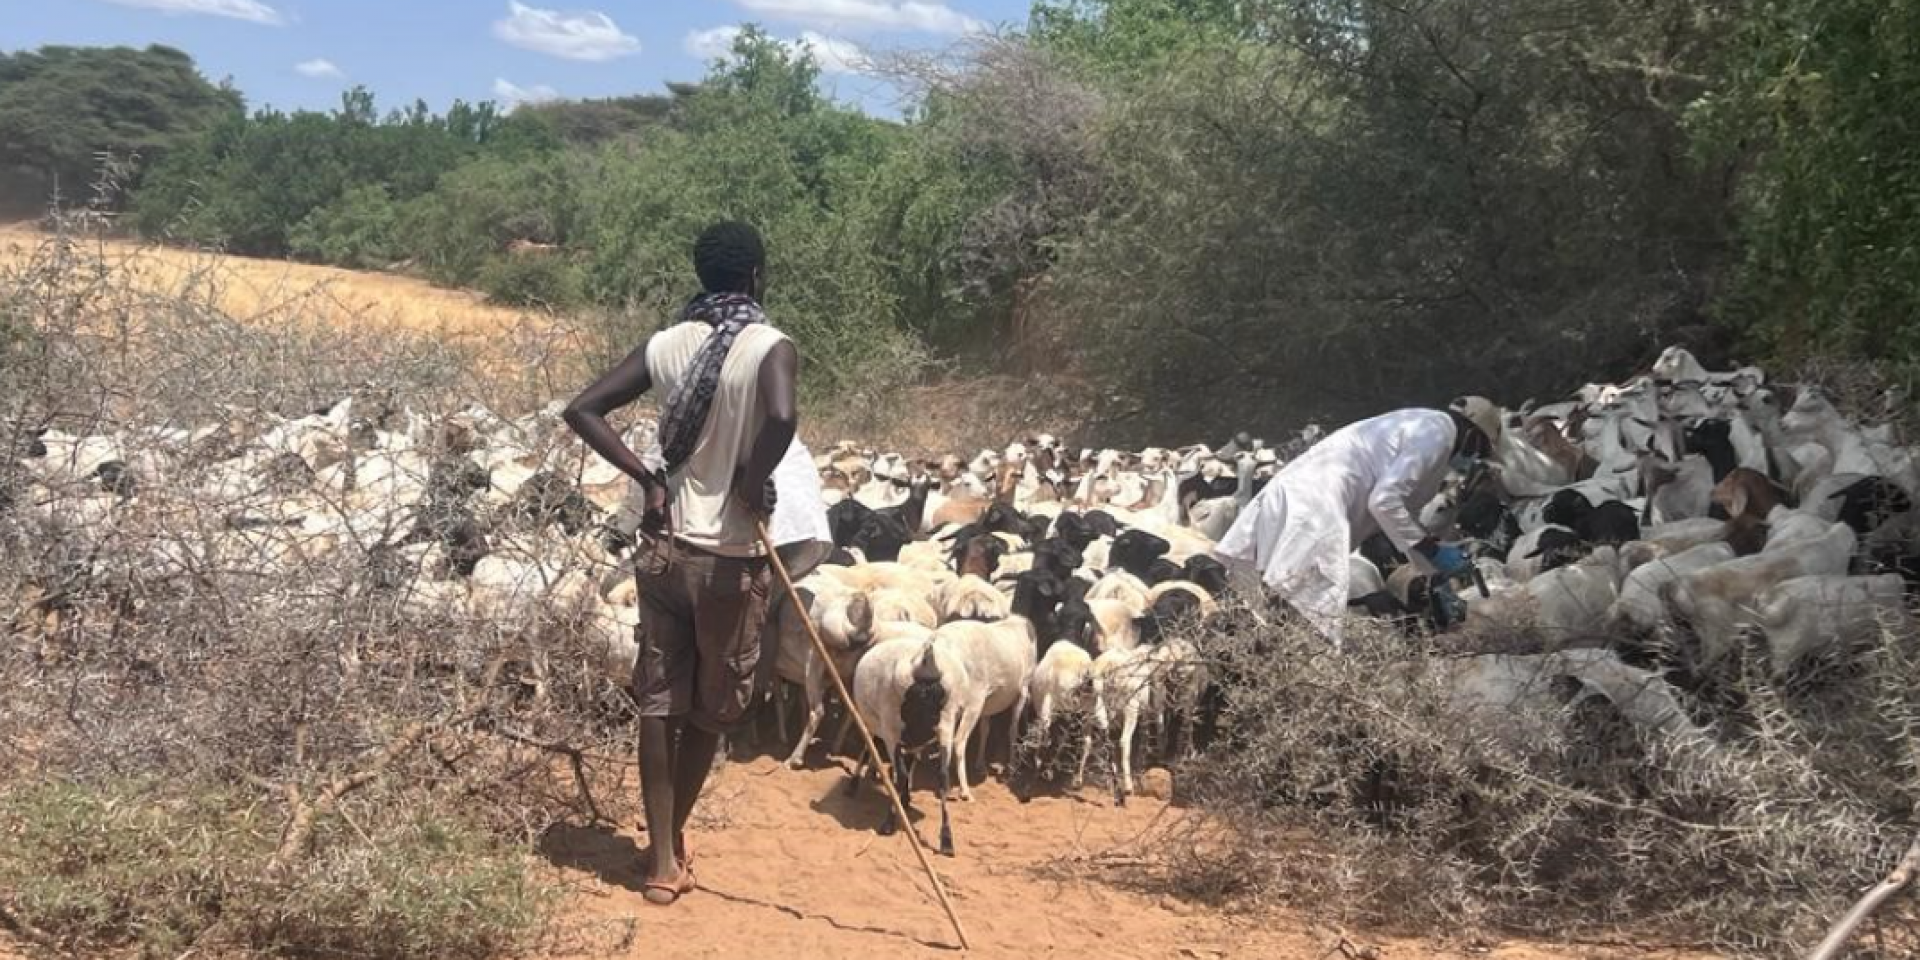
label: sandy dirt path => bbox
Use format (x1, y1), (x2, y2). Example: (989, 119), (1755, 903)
(532, 754), (1712, 960)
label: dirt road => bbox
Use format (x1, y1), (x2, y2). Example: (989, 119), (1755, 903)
(534, 754), (1710, 960)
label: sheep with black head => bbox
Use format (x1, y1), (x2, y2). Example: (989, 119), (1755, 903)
(851, 639), (970, 856)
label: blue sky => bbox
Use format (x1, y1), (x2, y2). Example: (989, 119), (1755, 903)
(5, 0), (1035, 116)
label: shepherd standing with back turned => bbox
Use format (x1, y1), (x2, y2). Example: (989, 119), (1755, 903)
(563, 221), (798, 906)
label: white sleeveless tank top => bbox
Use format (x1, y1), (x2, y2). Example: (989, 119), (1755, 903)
(645, 321), (789, 555)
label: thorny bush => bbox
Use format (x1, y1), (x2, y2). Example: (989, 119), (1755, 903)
(0, 218), (641, 957)
(1149, 603), (1920, 957)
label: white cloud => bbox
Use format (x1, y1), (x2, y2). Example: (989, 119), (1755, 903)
(731, 0), (983, 35)
(294, 58), (344, 80)
(795, 31), (870, 75)
(683, 25), (744, 61)
(493, 1), (640, 62)
(98, 0), (282, 25)
(684, 25), (871, 75)
(493, 77), (561, 110)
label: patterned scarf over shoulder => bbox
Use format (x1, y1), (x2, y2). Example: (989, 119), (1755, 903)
(655, 291), (776, 506)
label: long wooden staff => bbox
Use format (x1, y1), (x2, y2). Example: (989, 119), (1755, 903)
(755, 521), (972, 952)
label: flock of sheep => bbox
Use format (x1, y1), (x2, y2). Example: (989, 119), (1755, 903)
(7, 344), (1916, 854)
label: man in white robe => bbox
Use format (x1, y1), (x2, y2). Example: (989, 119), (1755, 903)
(1214, 406), (1498, 642)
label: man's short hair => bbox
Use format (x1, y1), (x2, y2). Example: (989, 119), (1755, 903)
(693, 221), (766, 294)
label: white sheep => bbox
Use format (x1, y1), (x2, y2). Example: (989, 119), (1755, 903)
(583, 600), (641, 686)
(1612, 541), (1736, 635)
(815, 561), (947, 597)
(1526, 547), (1624, 646)
(1085, 568), (1150, 611)
(776, 583), (937, 768)
(895, 539), (952, 575)
(1753, 574), (1907, 677)
(1637, 518), (1733, 556)
(1643, 454), (1715, 524)
(935, 575), (1012, 623)
(1664, 521), (1857, 672)
(850, 637), (970, 856)
(1021, 637), (1098, 793)
(1089, 644), (1158, 805)
(1761, 505), (1833, 551)
(1086, 596), (1148, 651)
(931, 608), (1039, 801)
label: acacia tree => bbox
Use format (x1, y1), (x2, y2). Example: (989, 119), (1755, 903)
(0, 45), (240, 209)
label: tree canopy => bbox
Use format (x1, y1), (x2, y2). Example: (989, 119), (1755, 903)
(0, 44), (239, 208)
(9, 3), (1920, 430)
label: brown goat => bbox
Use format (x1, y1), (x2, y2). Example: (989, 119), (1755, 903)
(1712, 467), (1787, 523)
(1523, 415), (1596, 482)
(993, 460), (1023, 506)
(1712, 467), (1791, 557)
(934, 455), (966, 485)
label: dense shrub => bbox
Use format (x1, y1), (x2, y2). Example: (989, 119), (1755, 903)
(288, 183), (402, 269)
(1695, 0), (1920, 368)
(477, 253), (584, 308)
(406, 153), (583, 287)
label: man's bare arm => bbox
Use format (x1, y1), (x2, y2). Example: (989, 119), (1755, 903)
(734, 339), (798, 516)
(563, 339), (659, 487)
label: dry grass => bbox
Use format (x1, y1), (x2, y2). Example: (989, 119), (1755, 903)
(0, 222), (542, 350)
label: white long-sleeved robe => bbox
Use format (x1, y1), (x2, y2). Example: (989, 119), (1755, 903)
(1214, 409), (1457, 641)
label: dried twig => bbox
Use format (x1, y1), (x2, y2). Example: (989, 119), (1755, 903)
(1806, 833), (1920, 960)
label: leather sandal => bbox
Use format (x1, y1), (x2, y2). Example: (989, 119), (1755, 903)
(642, 861), (695, 906)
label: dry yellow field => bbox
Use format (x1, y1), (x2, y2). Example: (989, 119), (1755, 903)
(0, 221), (544, 348)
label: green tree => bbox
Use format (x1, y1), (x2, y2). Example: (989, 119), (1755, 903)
(0, 45), (240, 206)
(578, 26), (919, 397)
(132, 88), (504, 258)
(1696, 0), (1920, 365)
(405, 153), (583, 286)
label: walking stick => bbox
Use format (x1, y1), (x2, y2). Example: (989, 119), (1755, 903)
(755, 521), (973, 952)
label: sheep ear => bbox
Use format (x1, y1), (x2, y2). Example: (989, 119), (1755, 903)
(1727, 484), (1750, 519)
(848, 592), (873, 633)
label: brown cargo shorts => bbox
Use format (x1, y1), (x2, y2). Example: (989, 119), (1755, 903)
(630, 536), (772, 734)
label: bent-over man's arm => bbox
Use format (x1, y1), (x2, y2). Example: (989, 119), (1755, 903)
(734, 339), (799, 516)
(1367, 430), (1451, 570)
